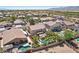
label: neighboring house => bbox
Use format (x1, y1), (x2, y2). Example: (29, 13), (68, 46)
(53, 15), (65, 21)
(32, 13), (39, 17)
(0, 21), (12, 31)
(26, 14), (33, 17)
(0, 25), (5, 32)
(74, 23), (79, 32)
(5, 14), (10, 17)
(72, 17), (79, 21)
(28, 23), (46, 35)
(17, 14), (25, 18)
(44, 21), (62, 32)
(0, 12), (3, 18)
(13, 19), (25, 28)
(44, 21), (56, 29)
(63, 21), (75, 30)
(0, 28), (28, 48)
(32, 17), (38, 20)
(39, 13), (48, 17)
(40, 17), (54, 22)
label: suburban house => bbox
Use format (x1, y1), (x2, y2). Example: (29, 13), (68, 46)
(17, 14), (25, 18)
(32, 17), (39, 20)
(39, 13), (48, 17)
(28, 23), (46, 35)
(0, 25), (5, 32)
(0, 28), (29, 48)
(74, 22), (79, 32)
(40, 17), (54, 22)
(63, 21), (75, 30)
(26, 13), (33, 17)
(0, 21), (12, 31)
(0, 12), (4, 18)
(72, 17), (79, 22)
(53, 15), (65, 21)
(32, 13), (39, 17)
(44, 21), (56, 29)
(44, 21), (62, 32)
(13, 19), (25, 28)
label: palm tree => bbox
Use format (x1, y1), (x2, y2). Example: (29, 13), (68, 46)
(32, 36), (39, 42)
(32, 36), (40, 47)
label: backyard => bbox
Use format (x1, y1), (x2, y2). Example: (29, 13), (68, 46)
(31, 29), (78, 48)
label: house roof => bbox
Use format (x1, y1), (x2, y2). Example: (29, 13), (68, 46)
(29, 23), (46, 31)
(0, 21), (12, 26)
(72, 17), (79, 21)
(32, 17), (38, 20)
(44, 21), (56, 27)
(1, 28), (27, 45)
(40, 17), (54, 21)
(14, 19), (24, 24)
(63, 21), (75, 25)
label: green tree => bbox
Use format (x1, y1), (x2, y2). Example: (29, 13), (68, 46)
(29, 19), (35, 25)
(45, 31), (61, 42)
(8, 16), (16, 23)
(32, 36), (39, 42)
(32, 36), (40, 47)
(63, 29), (74, 40)
(25, 16), (32, 22)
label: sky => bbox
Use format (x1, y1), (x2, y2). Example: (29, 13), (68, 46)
(0, 0), (79, 10)
(0, 6), (61, 10)
(0, 0), (79, 6)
